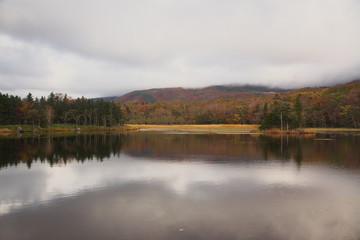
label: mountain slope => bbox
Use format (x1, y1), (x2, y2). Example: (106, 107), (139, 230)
(123, 80), (360, 127)
(113, 85), (287, 103)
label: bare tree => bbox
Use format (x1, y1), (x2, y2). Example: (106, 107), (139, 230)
(68, 109), (81, 126)
(45, 105), (55, 127)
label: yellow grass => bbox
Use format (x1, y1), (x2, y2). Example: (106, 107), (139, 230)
(127, 124), (260, 134)
(0, 128), (13, 133)
(0, 128), (14, 136)
(129, 124), (258, 129)
(128, 124), (360, 134)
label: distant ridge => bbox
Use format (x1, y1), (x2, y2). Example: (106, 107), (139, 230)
(91, 96), (117, 102)
(113, 85), (287, 103)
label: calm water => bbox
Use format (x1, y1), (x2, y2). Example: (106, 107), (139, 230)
(0, 133), (360, 240)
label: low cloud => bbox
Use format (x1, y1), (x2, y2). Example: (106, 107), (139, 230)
(0, 0), (360, 97)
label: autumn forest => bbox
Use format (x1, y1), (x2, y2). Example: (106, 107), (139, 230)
(0, 80), (359, 130)
(125, 80), (360, 129)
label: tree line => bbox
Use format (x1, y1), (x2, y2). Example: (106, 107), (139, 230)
(0, 92), (125, 127)
(1, 81), (359, 129)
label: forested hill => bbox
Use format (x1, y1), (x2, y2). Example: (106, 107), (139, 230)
(113, 85), (286, 103)
(125, 80), (360, 128)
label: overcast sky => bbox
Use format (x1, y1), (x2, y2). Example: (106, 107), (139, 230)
(1, 0), (360, 98)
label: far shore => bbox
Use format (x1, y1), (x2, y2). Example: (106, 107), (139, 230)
(1, 124), (360, 136)
(127, 124), (360, 135)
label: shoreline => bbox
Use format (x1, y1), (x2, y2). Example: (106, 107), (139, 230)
(1, 124), (360, 136)
(0, 124), (131, 136)
(127, 124), (360, 135)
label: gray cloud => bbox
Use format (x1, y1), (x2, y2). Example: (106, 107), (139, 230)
(0, 0), (360, 97)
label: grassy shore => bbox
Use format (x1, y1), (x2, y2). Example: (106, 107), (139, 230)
(1, 124), (359, 136)
(128, 124), (260, 134)
(128, 124), (360, 135)
(303, 128), (360, 134)
(0, 124), (130, 136)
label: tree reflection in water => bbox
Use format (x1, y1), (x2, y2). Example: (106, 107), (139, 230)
(0, 133), (359, 169)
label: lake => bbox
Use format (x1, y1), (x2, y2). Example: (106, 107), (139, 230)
(0, 133), (360, 240)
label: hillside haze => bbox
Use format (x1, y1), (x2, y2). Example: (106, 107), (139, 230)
(113, 85), (287, 103)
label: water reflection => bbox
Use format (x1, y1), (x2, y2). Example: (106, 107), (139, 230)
(0, 134), (125, 169)
(1, 133), (359, 169)
(0, 133), (360, 240)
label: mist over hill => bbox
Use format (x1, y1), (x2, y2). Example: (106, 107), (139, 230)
(113, 85), (288, 103)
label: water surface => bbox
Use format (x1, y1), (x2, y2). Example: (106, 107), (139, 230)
(0, 133), (360, 240)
